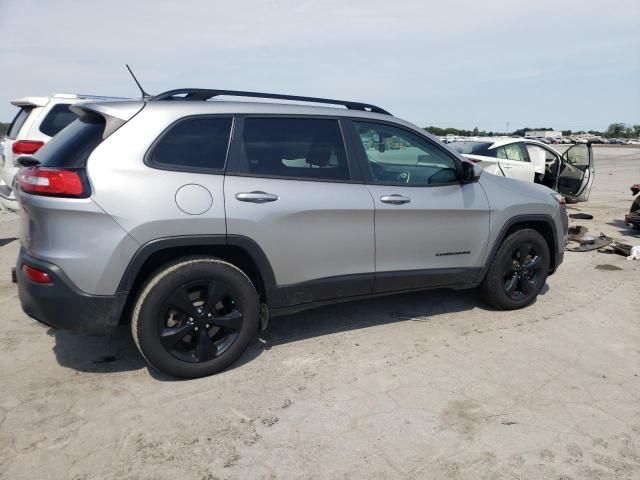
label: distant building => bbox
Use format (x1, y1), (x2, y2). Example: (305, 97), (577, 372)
(525, 130), (562, 138)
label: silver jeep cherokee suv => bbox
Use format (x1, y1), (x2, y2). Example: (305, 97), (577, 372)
(14, 88), (568, 378)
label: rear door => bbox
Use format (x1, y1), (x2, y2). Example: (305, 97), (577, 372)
(350, 120), (490, 293)
(498, 142), (535, 182)
(224, 116), (375, 307)
(556, 143), (594, 202)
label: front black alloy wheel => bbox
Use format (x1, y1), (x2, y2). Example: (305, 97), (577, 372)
(481, 229), (550, 310)
(132, 257), (259, 378)
(501, 242), (544, 301)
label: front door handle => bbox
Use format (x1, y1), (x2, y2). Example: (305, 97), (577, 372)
(380, 194), (411, 205)
(235, 191), (279, 203)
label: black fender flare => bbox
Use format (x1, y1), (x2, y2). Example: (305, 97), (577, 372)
(116, 234), (278, 300)
(475, 214), (559, 282)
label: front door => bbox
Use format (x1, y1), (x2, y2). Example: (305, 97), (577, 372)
(224, 116), (375, 307)
(350, 120), (490, 293)
(556, 143), (594, 202)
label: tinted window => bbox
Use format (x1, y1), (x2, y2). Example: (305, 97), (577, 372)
(355, 121), (458, 185)
(150, 117), (232, 171)
(34, 115), (106, 167)
(39, 104), (76, 137)
(241, 118), (348, 181)
(8, 107), (33, 139)
(450, 141), (495, 157)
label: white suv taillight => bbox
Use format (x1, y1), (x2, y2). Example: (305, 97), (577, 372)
(12, 140), (45, 155)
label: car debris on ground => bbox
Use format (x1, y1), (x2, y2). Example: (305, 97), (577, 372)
(566, 225), (611, 252)
(566, 225), (639, 259)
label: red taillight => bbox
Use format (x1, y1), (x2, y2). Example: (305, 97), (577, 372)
(18, 167), (85, 197)
(22, 265), (52, 284)
(12, 140), (45, 155)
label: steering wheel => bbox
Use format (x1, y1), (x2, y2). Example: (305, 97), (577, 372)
(396, 171), (411, 183)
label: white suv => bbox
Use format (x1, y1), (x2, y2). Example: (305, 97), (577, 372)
(0, 93), (124, 210)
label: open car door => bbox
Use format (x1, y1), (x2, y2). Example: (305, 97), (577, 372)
(556, 143), (594, 202)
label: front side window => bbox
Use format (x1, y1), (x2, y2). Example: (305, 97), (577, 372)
(149, 117), (232, 171)
(241, 117), (349, 181)
(39, 104), (76, 137)
(354, 121), (458, 185)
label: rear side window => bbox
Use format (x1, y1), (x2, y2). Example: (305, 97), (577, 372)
(39, 104), (76, 137)
(34, 115), (106, 167)
(241, 117), (349, 181)
(148, 117), (232, 171)
(8, 107), (33, 139)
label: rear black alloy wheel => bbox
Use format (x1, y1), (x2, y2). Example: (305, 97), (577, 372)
(160, 280), (242, 363)
(132, 257), (259, 378)
(481, 229), (550, 310)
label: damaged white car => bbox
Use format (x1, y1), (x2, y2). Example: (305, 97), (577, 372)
(449, 139), (594, 203)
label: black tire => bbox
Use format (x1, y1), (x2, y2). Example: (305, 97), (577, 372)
(132, 257), (259, 378)
(481, 229), (550, 310)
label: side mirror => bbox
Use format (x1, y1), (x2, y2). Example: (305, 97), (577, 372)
(461, 161), (482, 183)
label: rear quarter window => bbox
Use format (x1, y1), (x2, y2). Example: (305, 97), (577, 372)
(39, 104), (77, 137)
(8, 107), (34, 139)
(147, 117), (233, 172)
(33, 115), (106, 167)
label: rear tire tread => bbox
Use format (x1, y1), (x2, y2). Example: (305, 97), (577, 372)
(131, 256), (258, 378)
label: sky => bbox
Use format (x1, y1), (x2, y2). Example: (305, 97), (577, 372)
(0, 0), (638, 132)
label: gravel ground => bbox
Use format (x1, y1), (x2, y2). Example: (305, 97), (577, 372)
(0, 147), (639, 480)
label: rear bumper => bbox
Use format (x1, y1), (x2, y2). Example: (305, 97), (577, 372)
(16, 249), (126, 334)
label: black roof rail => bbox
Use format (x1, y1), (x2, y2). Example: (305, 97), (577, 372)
(150, 88), (391, 115)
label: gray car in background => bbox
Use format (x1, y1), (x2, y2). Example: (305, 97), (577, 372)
(13, 88), (568, 378)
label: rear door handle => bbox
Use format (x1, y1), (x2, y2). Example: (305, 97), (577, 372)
(235, 191), (279, 203)
(380, 194), (411, 205)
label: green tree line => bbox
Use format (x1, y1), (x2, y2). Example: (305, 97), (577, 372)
(424, 123), (640, 138)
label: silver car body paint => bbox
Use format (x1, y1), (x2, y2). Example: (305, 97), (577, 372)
(17, 99), (566, 298)
(225, 176), (375, 285)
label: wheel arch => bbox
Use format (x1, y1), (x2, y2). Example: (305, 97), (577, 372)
(476, 214), (559, 282)
(115, 235), (277, 325)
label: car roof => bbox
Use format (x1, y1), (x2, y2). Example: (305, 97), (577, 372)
(74, 98), (421, 129)
(452, 137), (552, 150)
